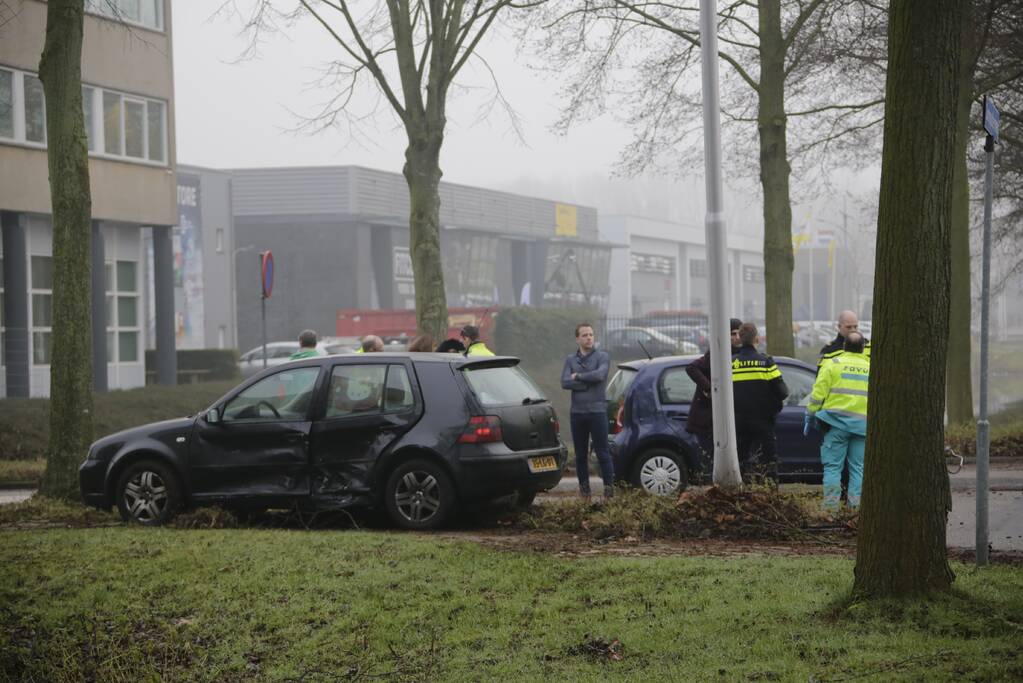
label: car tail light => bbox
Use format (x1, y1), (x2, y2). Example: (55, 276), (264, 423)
(458, 416), (503, 444)
(552, 415), (560, 435)
(611, 403), (625, 434)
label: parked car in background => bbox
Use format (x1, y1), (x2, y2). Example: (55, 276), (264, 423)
(238, 341), (352, 377)
(80, 353), (566, 529)
(648, 324), (709, 353)
(606, 355), (822, 496)
(603, 327), (699, 360)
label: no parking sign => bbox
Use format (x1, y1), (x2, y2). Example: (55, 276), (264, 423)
(261, 251), (274, 299)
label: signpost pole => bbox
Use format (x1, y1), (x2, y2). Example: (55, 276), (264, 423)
(698, 0), (741, 488)
(977, 96), (998, 567)
(260, 250), (274, 370)
(261, 293), (267, 369)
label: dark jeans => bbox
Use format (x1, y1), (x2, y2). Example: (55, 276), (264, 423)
(737, 428), (778, 482)
(693, 431), (714, 482)
(570, 412), (614, 496)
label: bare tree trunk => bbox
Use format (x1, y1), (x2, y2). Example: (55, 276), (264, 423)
(403, 125), (449, 341)
(946, 1), (976, 426)
(37, 0), (93, 500)
(853, 0), (963, 597)
(758, 0), (795, 357)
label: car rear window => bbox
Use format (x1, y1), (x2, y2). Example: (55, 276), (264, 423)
(461, 365), (545, 407)
(606, 368), (638, 405)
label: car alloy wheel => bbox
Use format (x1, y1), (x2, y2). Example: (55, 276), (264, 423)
(116, 460), (181, 525)
(123, 470), (168, 522)
(384, 459), (455, 530)
(394, 470), (441, 523)
(633, 448), (687, 496)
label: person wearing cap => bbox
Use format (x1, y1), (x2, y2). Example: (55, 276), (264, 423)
(289, 329), (323, 360)
(460, 325), (495, 356)
(685, 318), (743, 476)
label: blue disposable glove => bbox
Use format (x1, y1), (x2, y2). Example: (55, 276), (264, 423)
(803, 412), (813, 436)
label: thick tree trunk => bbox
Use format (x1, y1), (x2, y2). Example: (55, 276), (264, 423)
(37, 0), (93, 500)
(946, 2), (976, 427)
(758, 0), (795, 357)
(853, 0), (963, 597)
(403, 127), (449, 342)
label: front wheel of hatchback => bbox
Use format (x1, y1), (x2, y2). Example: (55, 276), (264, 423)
(115, 460), (182, 525)
(384, 459), (456, 530)
(631, 448), (688, 497)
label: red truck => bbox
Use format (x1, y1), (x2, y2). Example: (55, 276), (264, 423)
(336, 307), (499, 345)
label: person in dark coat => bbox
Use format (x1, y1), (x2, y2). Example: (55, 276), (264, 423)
(685, 318), (743, 477)
(731, 323), (789, 482)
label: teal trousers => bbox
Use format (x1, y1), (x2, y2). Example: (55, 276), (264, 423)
(821, 426), (865, 509)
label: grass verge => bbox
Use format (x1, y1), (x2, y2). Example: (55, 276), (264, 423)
(1, 526), (1021, 681)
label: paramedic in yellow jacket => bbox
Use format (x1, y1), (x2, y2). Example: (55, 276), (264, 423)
(807, 331), (869, 510)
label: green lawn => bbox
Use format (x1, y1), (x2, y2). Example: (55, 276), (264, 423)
(2, 527), (1021, 681)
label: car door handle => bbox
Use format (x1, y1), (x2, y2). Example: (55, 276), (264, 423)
(284, 434), (308, 444)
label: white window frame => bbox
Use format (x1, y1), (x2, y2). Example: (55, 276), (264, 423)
(107, 259), (141, 365)
(85, 0), (165, 33)
(0, 65), (168, 167)
(29, 256), (53, 367)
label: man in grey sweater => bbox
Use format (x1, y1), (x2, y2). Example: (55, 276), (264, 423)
(561, 323), (614, 500)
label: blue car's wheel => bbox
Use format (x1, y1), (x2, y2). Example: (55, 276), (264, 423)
(631, 448), (688, 496)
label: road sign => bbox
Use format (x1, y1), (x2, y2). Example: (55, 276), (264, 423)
(261, 251), (274, 299)
(983, 95), (999, 142)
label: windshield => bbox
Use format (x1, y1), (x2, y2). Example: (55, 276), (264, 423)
(606, 367), (638, 405)
(462, 365), (546, 407)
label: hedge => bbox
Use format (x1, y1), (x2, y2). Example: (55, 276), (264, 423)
(143, 348), (240, 383)
(493, 306), (601, 366)
(0, 381), (237, 461)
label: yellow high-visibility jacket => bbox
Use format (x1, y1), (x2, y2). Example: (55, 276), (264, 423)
(808, 351), (869, 435)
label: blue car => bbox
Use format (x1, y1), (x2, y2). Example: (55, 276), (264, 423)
(606, 356), (823, 496)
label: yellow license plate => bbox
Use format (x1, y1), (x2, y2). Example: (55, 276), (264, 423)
(528, 456), (559, 473)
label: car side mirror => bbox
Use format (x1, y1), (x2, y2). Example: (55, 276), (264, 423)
(205, 407), (222, 424)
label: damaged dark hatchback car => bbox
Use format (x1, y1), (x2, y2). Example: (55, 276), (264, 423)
(79, 353), (566, 529)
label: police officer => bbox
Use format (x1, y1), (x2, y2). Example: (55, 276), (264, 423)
(685, 317), (743, 476)
(818, 310), (871, 371)
(460, 325), (495, 356)
(731, 323), (789, 482)
(807, 331), (869, 510)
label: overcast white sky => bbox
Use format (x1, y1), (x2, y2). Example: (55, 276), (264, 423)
(170, 1), (879, 234)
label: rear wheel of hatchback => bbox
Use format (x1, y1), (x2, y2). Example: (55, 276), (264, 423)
(384, 459), (456, 530)
(631, 448), (688, 497)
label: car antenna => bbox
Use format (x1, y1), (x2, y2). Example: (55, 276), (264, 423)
(637, 340), (653, 360)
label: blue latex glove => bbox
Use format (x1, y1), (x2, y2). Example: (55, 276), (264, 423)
(803, 412), (813, 436)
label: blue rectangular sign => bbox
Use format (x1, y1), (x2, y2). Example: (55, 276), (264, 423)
(983, 96), (999, 142)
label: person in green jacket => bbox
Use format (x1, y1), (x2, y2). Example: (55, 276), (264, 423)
(289, 329), (323, 360)
(460, 325), (495, 356)
(807, 332), (869, 509)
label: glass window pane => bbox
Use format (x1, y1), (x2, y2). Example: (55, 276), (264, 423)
(103, 91), (121, 155)
(32, 331), (52, 365)
(224, 368), (321, 422)
(384, 365), (414, 412)
(117, 296), (137, 327)
(106, 295), (114, 324)
(121, 0), (141, 22)
(118, 331), (138, 362)
(116, 261), (137, 292)
(105, 263), (114, 293)
(107, 331), (116, 362)
(461, 365), (544, 408)
(31, 256), (53, 289)
(659, 367), (696, 404)
(140, 0), (161, 28)
(82, 86), (94, 151)
(779, 365), (817, 407)
(32, 294), (53, 327)
(326, 365), (387, 418)
(124, 99), (144, 158)
(24, 75), (46, 143)
(0, 69), (13, 138)
(146, 100), (164, 161)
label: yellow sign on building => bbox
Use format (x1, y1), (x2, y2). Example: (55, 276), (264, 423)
(555, 203), (578, 237)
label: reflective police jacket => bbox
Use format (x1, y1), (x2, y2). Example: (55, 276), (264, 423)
(808, 351), (869, 436)
(731, 345), (789, 432)
(465, 341), (495, 357)
(818, 335), (871, 371)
